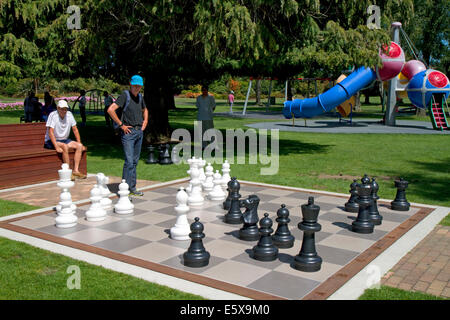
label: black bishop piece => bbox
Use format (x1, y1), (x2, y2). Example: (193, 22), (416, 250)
(159, 143), (172, 165)
(183, 217), (210, 268)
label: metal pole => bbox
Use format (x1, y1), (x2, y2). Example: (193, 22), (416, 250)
(385, 22), (402, 126)
(285, 80), (288, 101)
(242, 79), (252, 115)
(266, 79), (273, 112)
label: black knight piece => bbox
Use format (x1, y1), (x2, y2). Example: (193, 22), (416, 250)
(238, 195), (260, 241)
(272, 204), (295, 248)
(252, 213), (279, 261)
(224, 178), (244, 224)
(351, 174), (375, 234)
(293, 197), (322, 272)
(145, 145), (159, 164)
(368, 177), (383, 225)
(391, 178), (410, 211)
(344, 179), (359, 213)
(159, 143), (173, 165)
(183, 217), (210, 268)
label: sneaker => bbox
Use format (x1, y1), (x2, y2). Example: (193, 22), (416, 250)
(129, 190), (144, 196)
(72, 172), (87, 179)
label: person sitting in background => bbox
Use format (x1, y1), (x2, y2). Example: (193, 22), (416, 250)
(44, 100), (87, 180)
(41, 91), (56, 122)
(32, 97), (43, 122)
(23, 91), (35, 123)
(79, 90), (87, 127)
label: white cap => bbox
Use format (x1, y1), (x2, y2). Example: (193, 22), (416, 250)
(57, 100), (69, 109)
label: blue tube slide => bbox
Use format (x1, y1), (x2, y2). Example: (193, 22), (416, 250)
(283, 67), (377, 119)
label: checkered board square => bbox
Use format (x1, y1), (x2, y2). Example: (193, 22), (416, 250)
(4, 180), (425, 300)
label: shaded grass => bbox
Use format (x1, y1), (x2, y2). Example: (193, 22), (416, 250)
(0, 199), (41, 217)
(0, 237), (205, 300)
(359, 285), (447, 300)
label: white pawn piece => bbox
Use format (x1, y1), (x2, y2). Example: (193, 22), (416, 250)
(202, 163), (214, 193)
(55, 189), (77, 228)
(186, 157), (198, 195)
(170, 187), (191, 241)
(97, 174), (112, 214)
(221, 160), (231, 190)
(198, 158), (207, 184)
(114, 179), (134, 215)
(208, 170), (226, 201)
(188, 164), (204, 206)
(85, 185), (107, 222)
(56, 163), (76, 214)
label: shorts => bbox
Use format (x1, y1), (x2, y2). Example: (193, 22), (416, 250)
(44, 139), (73, 150)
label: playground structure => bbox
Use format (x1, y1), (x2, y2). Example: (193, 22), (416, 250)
(70, 89), (105, 113)
(283, 22), (450, 131)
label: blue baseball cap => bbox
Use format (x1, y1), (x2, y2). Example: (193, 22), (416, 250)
(130, 75), (144, 86)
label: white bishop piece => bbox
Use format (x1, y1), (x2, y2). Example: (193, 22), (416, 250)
(170, 187), (191, 241)
(114, 180), (134, 215)
(208, 170), (226, 201)
(202, 163), (214, 192)
(55, 163), (77, 228)
(97, 173), (112, 214)
(85, 185), (107, 221)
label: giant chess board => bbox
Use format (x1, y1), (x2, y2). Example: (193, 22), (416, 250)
(0, 179), (434, 300)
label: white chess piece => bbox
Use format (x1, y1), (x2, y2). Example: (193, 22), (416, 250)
(114, 179), (134, 215)
(198, 158), (206, 183)
(97, 174), (112, 213)
(170, 187), (191, 241)
(188, 165), (204, 206)
(202, 163), (214, 192)
(56, 163), (76, 214)
(85, 185), (107, 222)
(208, 170), (226, 201)
(55, 186), (77, 228)
(186, 157), (198, 195)
(221, 160), (231, 190)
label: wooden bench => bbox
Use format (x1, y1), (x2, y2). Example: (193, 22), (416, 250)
(0, 122), (87, 190)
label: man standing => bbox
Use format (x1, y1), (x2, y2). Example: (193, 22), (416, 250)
(196, 85), (216, 149)
(44, 100), (87, 180)
(79, 90), (87, 127)
(103, 91), (114, 127)
(108, 75), (148, 196)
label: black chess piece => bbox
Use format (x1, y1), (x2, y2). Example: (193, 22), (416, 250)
(391, 178), (410, 211)
(224, 177), (244, 224)
(293, 197), (322, 272)
(352, 175), (375, 234)
(159, 144), (173, 165)
(344, 179), (359, 213)
(238, 195), (260, 241)
(368, 177), (383, 225)
(252, 213), (278, 261)
(183, 217), (210, 268)
(272, 204), (295, 248)
(145, 145), (159, 164)
(222, 181), (232, 211)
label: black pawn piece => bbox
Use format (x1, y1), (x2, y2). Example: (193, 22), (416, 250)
(272, 204), (295, 248)
(222, 181), (232, 211)
(368, 177), (383, 225)
(391, 178), (410, 211)
(224, 177), (244, 224)
(238, 195), (260, 241)
(159, 144), (172, 165)
(252, 213), (278, 261)
(345, 179), (359, 213)
(352, 174), (375, 234)
(145, 145), (159, 164)
(183, 217), (210, 268)
(293, 197), (322, 272)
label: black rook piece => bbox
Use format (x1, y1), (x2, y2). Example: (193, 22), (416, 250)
(391, 178), (410, 211)
(345, 179), (359, 213)
(239, 195), (260, 241)
(224, 178), (244, 224)
(293, 197), (322, 272)
(272, 204), (295, 248)
(351, 175), (375, 234)
(252, 213), (278, 261)
(145, 145), (159, 164)
(159, 144), (172, 165)
(183, 217), (210, 268)
(368, 177), (383, 225)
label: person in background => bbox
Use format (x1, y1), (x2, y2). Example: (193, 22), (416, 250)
(42, 91), (56, 122)
(228, 90), (235, 114)
(79, 90), (87, 127)
(195, 85), (216, 149)
(23, 91), (35, 123)
(103, 91), (114, 127)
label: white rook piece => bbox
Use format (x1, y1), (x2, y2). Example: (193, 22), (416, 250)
(170, 187), (191, 241)
(114, 179), (134, 215)
(85, 185), (107, 222)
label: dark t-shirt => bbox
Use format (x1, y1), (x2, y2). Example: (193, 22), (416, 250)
(115, 90), (146, 126)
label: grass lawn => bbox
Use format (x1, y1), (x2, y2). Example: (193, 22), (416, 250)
(0, 199), (41, 217)
(0, 96), (448, 300)
(359, 285), (447, 300)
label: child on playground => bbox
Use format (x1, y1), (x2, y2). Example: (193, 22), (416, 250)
(228, 90), (235, 114)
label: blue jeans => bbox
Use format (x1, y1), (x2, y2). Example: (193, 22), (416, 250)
(121, 128), (143, 191)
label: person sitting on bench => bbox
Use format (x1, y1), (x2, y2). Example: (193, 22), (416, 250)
(43, 100), (87, 180)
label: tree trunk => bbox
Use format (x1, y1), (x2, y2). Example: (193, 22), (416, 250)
(256, 79), (262, 106)
(287, 80), (293, 101)
(144, 75), (173, 144)
(354, 91), (361, 111)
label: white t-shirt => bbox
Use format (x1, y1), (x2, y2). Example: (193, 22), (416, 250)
(45, 110), (77, 142)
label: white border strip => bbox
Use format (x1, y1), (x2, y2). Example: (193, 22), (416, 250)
(0, 227), (249, 300)
(327, 206), (449, 300)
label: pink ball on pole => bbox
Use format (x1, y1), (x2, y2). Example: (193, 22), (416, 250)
(376, 41), (405, 81)
(401, 60), (427, 80)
